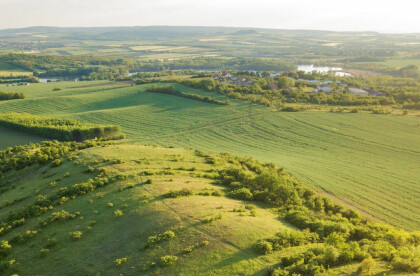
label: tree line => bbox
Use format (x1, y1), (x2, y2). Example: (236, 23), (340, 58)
(0, 112), (125, 141)
(146, 85), (229, 105)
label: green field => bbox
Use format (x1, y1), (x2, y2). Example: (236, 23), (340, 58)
(375, 58), (420, 71)
(0, 126), (46, 149)
(0, 81), (419, 230)
(0, 144), (291, 275)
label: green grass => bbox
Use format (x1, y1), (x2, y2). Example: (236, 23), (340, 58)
(0, 81), (419, 230)
(0, 144), (299, 275)
(374, 58), (420, 71)
(0, 126), (46, 149)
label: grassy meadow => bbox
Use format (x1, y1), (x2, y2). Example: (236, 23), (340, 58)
(0, 144), (297, 275)
(0, 81), (419, 231)
(0, 143), (414, 275)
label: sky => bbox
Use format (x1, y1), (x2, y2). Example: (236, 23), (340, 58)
(0, 0), (419, 33)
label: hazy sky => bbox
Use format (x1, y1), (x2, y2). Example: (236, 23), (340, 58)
(0, 0), (419, 33)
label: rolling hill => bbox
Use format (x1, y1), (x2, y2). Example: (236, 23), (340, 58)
(0, 81), (419, 231)
(0, 141), (417, 275)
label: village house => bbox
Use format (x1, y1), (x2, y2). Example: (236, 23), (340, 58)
(269, 82), (278, 90)
(313, 85), (332, 93)
(348, 87), (369, 96)
(221, 72), (233, 79)
(367, 88), (383, 96)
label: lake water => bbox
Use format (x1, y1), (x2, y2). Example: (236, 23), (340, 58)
(39, 78), (60, 83)
(39, 77), (80, 83)
(298, 65), (351, 76)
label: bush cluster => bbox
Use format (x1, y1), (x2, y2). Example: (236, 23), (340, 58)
(165, 188), (193, 198)
(0, 92), (26, 101)
(142, 230), (176, 249)
(256, 229), (318, 254)
(159, 255), (178, 266)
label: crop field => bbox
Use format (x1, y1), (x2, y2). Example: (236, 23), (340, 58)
(129, 45), (191, 51)
(370, 58), (420, 71)
(0, 81), (419, 230)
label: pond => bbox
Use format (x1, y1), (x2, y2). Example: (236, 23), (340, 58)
(298, 65), (351, 76)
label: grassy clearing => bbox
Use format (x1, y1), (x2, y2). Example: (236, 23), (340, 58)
(0, 81), (418, 230)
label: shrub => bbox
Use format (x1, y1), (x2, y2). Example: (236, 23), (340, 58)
(357, 257), (376, 274)
(49, 210), (76, 222)
(114, 210), (123, 217)
(160, 230), (175, 240)
(11, 230), (38, 244)
(211, 190), (223, 197)
(40, 248), (49, 257)
(183, 245), (195, 254)
(324, 246), (340, 265)
(325, 232), (346, 248)
(228, 187), (253, 201)
(142, 230), (176, 249)
(160, 255), (178, 266)
(108, 202), (114, 207)
(202, 214), (223, 223)
(201, 240), (210, 246)
(45, 238), (57, 248)
(115, 257), (128, 267)
(282, 106), (300, 112)
(165, 188), (193, 198)
(391, 246), (420, 272)
(0, 241), (11, 258)
(51, 158), (63, 167)
(255, 241), (273, 255)
(70, 231), (82, 240)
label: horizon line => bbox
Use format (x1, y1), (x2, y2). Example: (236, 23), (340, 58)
(0, 25), (419, 35)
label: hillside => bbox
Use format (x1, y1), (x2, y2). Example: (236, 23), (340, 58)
(0, 81), (419, 231)
(0, 141), (418, 275)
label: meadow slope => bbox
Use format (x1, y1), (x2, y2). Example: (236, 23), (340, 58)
(0, 81), (419, 230)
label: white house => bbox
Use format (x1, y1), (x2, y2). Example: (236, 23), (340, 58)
(348, 87), (368, 96)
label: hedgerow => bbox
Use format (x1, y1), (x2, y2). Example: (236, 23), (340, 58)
(165, 188), (193, 198)
(0, 91), (25, 101)
(146, 85), (229, 105)
(0, 112), (125, 141)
